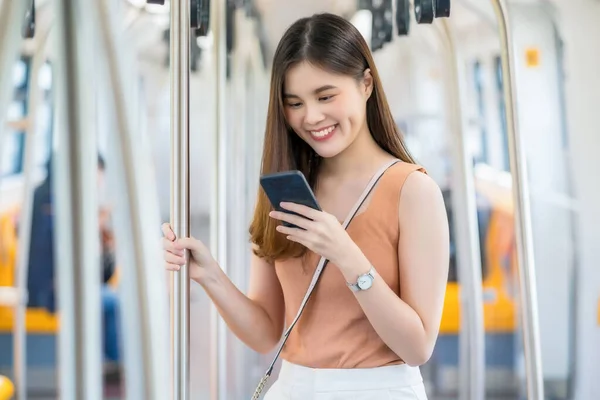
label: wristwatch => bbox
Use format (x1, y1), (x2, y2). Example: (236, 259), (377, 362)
(347, 266), (376, 292)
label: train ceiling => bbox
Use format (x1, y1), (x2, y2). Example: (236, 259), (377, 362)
(16, 0), (521, 70)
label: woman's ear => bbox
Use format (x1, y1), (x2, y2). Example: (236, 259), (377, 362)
(363, 68), (374, 99)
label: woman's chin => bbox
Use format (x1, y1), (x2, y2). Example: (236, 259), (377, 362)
(311, 143), (347, 159)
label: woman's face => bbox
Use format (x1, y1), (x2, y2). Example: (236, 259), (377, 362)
(283, 62), (372, 159)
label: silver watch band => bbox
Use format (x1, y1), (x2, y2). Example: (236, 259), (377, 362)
(347, 266), (375, 292)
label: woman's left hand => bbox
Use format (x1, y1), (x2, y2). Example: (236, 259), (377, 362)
(269, 202), (359, 266)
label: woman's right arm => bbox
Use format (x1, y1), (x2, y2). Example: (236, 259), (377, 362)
(197, 251), (285, 354)
(162, 224), (285, 354)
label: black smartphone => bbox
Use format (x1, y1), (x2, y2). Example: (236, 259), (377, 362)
(259, 170), (321, 229)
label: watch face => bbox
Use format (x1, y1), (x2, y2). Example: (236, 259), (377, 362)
(357, 275), (372, 290)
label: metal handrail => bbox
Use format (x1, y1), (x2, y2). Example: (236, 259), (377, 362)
(169, 0), (191, 399)
(12, 19), (53, 400)
(435, 18), (486, 400)
(210, 1), (229, 399)
(489, 1), (545, 398)
(52, 0), (103, 397)
(95, 0), (170, 398)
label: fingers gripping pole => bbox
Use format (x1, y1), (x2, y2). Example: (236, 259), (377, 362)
(437, 20), (486, 400)
(489, 1), (545, 399)
(170, 0), (191, 399)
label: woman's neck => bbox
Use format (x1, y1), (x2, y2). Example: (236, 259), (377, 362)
(320, 127), (391, 180)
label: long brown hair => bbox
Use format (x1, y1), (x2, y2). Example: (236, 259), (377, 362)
(249, 13), (416, 262)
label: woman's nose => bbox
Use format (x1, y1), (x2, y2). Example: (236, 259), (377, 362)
(303, 104), (325, 126)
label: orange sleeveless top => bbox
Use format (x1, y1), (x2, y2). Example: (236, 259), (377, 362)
(274, 162), (427, 369)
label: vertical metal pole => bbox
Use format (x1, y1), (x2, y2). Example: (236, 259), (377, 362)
(95, 0), (170, 399)
(12, 22), (52, 400)
(170, 0), (190, 399)
(52, 0), (103, 398)
(489, 1), (545, 399)
(437, 20), (486, 400)
(0, 0), (29, 170)
(210, 0), (228, 399)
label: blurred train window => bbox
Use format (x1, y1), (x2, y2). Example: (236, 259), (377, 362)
(494, 55), (510, 172)
(554, 29), (569, 149)
(36, 61), (54, 167)
(39, 62), (53, 92)
(1, 57), (30, 177)
(2, 58), (54, 180)
(443, 187), (490, 283)
(472, 61), (489, 164)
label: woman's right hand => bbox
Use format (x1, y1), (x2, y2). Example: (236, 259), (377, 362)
(161, 223), (218, 283)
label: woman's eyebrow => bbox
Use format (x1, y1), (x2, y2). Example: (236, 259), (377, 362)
(283, 85), (338, 99)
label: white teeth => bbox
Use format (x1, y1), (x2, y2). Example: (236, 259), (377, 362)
(310, 125), (336, 137)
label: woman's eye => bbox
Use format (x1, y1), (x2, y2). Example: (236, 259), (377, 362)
(319, 95), (334, 101)
(287, 103), (302, 108)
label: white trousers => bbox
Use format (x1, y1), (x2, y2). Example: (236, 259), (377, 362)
(263, 361), (428, 400)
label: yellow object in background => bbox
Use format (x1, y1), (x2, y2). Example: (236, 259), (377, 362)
(0, 209), (60, 333)
(0, 375), (15, 400)
(525, 47), (541, 67)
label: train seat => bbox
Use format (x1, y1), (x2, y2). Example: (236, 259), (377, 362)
(434, 185), (518, 373)
(0, 208), (60, 373)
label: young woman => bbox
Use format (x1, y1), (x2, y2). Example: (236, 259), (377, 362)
(162, 13), (449, 399)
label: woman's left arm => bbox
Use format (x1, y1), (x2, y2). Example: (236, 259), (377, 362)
(336, 171), (450, 366)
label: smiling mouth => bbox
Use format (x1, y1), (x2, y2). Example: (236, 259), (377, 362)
(309, 124), (337, 141)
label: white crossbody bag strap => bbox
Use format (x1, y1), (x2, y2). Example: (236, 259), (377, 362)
(251, 159), (400, 400)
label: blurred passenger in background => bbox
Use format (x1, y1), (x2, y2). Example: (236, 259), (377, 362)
(26, 154), (121, 380)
